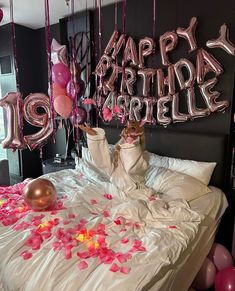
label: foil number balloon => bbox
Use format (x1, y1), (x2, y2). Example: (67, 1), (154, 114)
(0, 92), (53, 151)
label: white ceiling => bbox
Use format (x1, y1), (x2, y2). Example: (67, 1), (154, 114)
(0, 0), (117, 29)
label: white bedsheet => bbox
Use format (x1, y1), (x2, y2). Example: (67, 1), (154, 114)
(0, 160), (225, 291)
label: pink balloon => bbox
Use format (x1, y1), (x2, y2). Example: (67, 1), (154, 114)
(52, 63), (71, 88)
(66, 79), (85, 100)
(70, 106), (87, 126)
(208, 243), (234, 271)
(215, 267), (235, 291)
(192, 258), (216, 290)
(0, 9), (3, 23)
(66, 80), (76, 99)
(54, 95), (73, 118)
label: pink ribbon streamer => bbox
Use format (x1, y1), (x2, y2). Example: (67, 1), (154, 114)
(44, 0), (56, 134)
(9, 0), (24, 140)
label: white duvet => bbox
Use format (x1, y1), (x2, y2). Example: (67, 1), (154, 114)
(0, 159), (203, 291)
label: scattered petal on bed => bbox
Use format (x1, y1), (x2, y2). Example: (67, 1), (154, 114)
(168, 226), (177, 229)
(21, 251), (33, 260)
(63, 248), (72, 260)
(68, 213), (76, 219)
(116, 254), (127, 263)
(78, 261), (88, 270)
(103, 194), (113, 200)
(102, 210), (110, 217)
(110, 263), (120, 272)
(121, 238), (129, 244)
(90, 199), (98, 205)
(120, 266), (131, 274)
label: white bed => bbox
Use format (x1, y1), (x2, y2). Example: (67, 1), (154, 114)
(0, 158), (227, 291)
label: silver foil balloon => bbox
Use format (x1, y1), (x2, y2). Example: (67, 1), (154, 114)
(159, 31), (178, 66)
(157, 95), (172, 126)
(174, 58), (196, 89)
(176, 17), (198, 53)
(186, 87), (210, 119)
(138, 37), (155, 68)
(199, 78), (229, 112)
(206, 23), (235, 56)
(23, 93), (53, 151)
(129, 97), (143, 122)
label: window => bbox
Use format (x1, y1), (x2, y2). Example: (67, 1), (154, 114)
(0, 56), (12, 75)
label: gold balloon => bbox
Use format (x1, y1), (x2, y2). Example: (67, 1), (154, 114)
(23, 178), (57, 211)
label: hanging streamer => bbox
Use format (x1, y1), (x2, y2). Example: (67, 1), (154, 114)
(44, 0), (56, 134)
(9, 0), (24, 146)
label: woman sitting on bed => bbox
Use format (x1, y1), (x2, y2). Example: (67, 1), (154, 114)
(79, 121), (154, 197)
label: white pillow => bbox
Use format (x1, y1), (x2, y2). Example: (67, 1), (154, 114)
(150, 167), (211, 202)
(147, 152), (216, 186)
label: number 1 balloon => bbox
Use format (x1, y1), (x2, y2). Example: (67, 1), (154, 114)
(0, 92), (26, 150)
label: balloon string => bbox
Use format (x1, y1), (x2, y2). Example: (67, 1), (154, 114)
(121, 0), (127, 103)
(10, 0), (24, 140)
(10, 0), (19, 92)
(122, 0), (126, 36)
(114, 0), (118, 31)
(70, 0), (80, 151)
(44, 0), (56, 134)
(153, 0), (156, 39)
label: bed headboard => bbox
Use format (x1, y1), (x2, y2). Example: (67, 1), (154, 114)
(102, 125), (230, 190)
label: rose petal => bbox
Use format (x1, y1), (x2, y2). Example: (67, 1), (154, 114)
(103, 194), (113, 200)
(102, 210), (110, 217)
(121, 238), (129, 244)
(116, 254), (127, 263)
(78, 261), (88, 270)
(21, 251), (33, 260)
(120, 266), (131, 274)
(110, 263), (120, 272)
(68, 213), (76, 219)
(90, 199), (97, 205)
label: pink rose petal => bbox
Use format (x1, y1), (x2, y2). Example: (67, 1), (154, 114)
(121, 238), (129, 244)
(110, 263), (120, 272)
(120, 266), (131, 274)
(90, 199), (97, 205)
(103, 194), (113, 200)
(68, 213), (76, 219)
(133, 239), (142, 247)
(78, 261), (88, 270)
(102, 210), (110, 217)
(116, 254), (127, 263)
(21, 251), (33, 260)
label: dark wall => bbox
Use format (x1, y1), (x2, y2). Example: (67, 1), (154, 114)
(94, 0), (235, 136)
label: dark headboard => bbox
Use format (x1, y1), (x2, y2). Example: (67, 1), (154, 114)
(102, 125), (230, 190)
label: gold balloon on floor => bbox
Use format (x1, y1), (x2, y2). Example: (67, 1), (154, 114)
(23, 178), (57, 211)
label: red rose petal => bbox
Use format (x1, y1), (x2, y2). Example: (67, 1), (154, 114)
(68, 213), (76, 219)
(120, 266), (131, 274)
(78, 261), (88, 270)
(121, 238), (129, 244)
(102, 210), (110, 217)
(110, 263), (119, 272)
(90, 199), (98, 205)
(103, 194), (113, 200)
(21, 251), (33, 260)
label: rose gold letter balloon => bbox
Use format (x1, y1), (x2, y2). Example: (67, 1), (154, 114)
(23, 178), (57, 211)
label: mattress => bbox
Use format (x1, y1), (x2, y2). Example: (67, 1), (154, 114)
(0, 162), (227, 291)
(148, 187), (227, 291)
